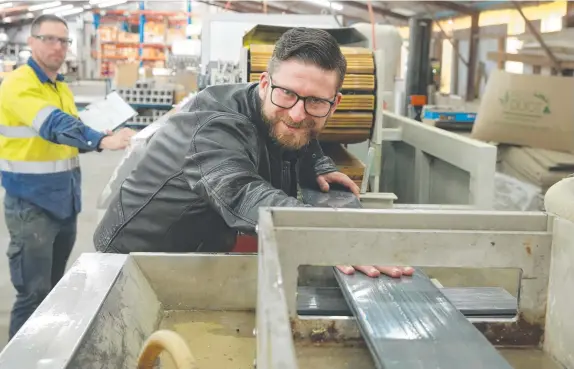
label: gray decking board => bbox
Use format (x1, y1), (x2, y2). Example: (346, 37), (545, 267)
(333, 268), (514, 369)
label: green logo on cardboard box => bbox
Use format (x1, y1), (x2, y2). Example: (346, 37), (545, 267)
(499, 91), (551, 116)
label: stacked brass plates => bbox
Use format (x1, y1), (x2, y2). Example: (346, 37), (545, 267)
(248, 44), (376, 144)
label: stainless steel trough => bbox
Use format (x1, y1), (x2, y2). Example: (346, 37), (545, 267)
(0, 202), (572, 369)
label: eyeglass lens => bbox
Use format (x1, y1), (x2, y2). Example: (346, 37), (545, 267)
(271, 87), (332, 117)
(35, 35), (72, 46)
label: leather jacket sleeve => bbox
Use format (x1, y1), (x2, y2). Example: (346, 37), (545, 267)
(297, 138), (338, 188)
(183, 115), (308, 234)
(307, 139), (338, 175)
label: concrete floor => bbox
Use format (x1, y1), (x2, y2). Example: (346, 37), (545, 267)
(0, 150), (124, 351)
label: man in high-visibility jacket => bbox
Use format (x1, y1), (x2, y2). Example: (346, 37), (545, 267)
(0, 14), (135, 339)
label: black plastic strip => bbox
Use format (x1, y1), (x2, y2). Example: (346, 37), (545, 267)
(333, 268), (513, 369)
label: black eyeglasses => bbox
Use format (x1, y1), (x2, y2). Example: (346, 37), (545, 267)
(33, 35), (72, 47)
(268, 76), (335, 118)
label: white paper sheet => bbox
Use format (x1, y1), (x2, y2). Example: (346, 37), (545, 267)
(78, 91), (137, 132)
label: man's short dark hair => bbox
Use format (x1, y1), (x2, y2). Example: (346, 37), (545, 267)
(31, 14), (68, 35)
(268, 27), (347, 91)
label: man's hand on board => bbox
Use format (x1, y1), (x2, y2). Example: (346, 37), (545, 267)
(317, 171), (360, 197)
(337, 265), (415, 278)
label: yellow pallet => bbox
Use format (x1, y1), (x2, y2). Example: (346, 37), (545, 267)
(327, 113), (373, 128)
(319, 128), (371, 144)
(341, 75), (375, 91)
(250, 44), (372, 57)
(337, 95), (375, 111)
(249, 44), (374, 74)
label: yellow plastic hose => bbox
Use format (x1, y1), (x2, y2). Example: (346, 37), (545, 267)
(137, 330), (199, 369)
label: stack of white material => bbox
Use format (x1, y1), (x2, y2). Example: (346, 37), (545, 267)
(494, 145), (574, 211)
(497, 146), (574, 192)
(517, 28), (574, 63)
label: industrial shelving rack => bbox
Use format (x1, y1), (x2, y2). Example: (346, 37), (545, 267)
(91, 2), (193, 78)
(89, 2), (194, 128)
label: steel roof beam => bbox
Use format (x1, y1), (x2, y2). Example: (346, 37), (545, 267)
(424, 1), (477, 15)
(338, 1), (409, 21)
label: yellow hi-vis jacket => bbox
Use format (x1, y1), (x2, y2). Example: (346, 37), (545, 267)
(0, 58), (105, 219)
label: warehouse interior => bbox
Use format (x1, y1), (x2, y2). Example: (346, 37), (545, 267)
(0, 1), (574, 368)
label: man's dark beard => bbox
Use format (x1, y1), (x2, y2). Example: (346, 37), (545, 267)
(261, 107), (318, 151)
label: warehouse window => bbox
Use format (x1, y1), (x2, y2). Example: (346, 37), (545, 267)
(440, 38), (453, 94)
(540, 13), (562, 33)
(505, 37), (524, 74)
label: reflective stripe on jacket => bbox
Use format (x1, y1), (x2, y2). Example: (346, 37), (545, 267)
(0, 58), (86, 219)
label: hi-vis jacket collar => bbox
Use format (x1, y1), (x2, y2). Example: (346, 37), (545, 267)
(27, 58), (65, 84)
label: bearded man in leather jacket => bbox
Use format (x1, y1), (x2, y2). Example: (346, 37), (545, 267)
(94, 27), (414, 279)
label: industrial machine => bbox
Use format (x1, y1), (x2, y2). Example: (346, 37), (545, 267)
(0, 180), (572, 368)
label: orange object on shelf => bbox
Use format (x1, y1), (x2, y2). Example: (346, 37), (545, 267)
(409, 95), (427, 107)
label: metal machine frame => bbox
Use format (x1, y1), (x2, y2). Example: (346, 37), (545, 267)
(367, 51), (496, 210)
(370, 110), (496, 209)
(256, 206), (552, 369)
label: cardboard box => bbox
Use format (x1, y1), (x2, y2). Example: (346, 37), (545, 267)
(114, 62), (139, 88)
(471, 70), (574, 153)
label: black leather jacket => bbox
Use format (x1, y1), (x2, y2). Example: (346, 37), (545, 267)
(94, 83), (338, 253)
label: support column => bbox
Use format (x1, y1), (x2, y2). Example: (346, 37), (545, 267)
(139, 0), (145, 66)
(187, 0), (192, 39)
(405, 17), (432, 120)
(465, 12), (479, 101)
(564, 1), (574, 28)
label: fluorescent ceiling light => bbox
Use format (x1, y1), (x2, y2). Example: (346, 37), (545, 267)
(43, 4), (73, 14)
(98, 0), (128, 8)
(305, 0), (343, 12)
(29, 1), (61, 12)
(83, 5), (92, 9)
(58, 7), (83, 17)
(4, 12), (35, 22)
(0, 2), (13, 9)
(89, 0), (107, 4)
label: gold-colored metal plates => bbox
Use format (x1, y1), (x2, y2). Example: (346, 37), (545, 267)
(342, 75), (375, 91)
(327, 113), (373, 128)
(319, 128), (372, 144)
(337, 95), (375, 111)
(323, 113), (373, 143)
(249, 44), (375, 74)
